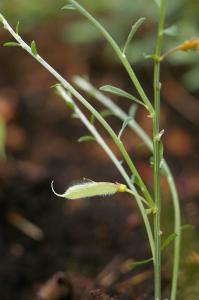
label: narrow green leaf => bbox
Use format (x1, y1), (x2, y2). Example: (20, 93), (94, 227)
(16, 20), (20, 34)
(66, 101), (75, 110)
(31, 40), (38, 56)
(144, 53), (157, 60)
(100, 85), (145, 107)
(62, 4), (76, 10)
(3, 42), (20, 47)
(163, 25), (178, 37)
(118, 116), (132, 139)
(78, 135), (96, 143)
(129, 257), (153, 270)
(161, 233), (177, 251)
(123, 17), (146, 55)
(128, 104), (138, 118)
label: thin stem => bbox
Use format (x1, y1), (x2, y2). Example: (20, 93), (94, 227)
(74, 77), (181, 300)
(57, 86), (155, 258)
(153, 1), (165, 299)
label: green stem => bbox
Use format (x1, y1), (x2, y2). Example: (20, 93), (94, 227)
(153, 1), (165, 299)
(57, 86), (155, 258)
(74, 76), (181, 300)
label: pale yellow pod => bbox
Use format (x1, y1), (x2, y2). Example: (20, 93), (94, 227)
(51, 181), (127, 200)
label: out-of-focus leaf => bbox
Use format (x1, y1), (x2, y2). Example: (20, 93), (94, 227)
(16, 20), (20, 34)
(78, 135), (96, 143)
(100, 85), (144, 106)
(123, 17), (145, 55)
(181, 224), (194, 232)
(129, 257), (153, 270)
(118, 116), (132, 139)
(163, 25), (178, 37)
(161, 232), (177, 251)
(3, 42), (20, 47)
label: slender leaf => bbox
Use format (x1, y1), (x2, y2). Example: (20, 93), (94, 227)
(16, 20), (20, 34)
(129, 257), (153, 270)
(181, 224), (194, 231)
(161, 233), (177, 251)
(163, 25), (178, 37)
(78, 135), (96, 143)
(123, 17), (146, 55)
(118, 116), (132, 139)
(3, 42), (20, 47)
(100, 85), (145, 107)
(66, 101), (75, 110)
(31, 40), (38, 56)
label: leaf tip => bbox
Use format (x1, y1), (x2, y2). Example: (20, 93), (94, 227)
(31, 40), (38, 56)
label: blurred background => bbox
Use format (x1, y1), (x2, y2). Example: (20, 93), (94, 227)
(0, 1), (198, 299)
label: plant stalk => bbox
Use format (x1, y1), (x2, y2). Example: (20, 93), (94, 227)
(153, 1), (165, 299)
(75, 77), (181, 300)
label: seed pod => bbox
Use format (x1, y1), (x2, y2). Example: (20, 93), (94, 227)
(51, 181), (127, 200)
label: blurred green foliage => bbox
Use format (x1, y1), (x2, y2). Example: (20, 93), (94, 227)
(0, 0), (66, 31)
(0, 0), (198, 90)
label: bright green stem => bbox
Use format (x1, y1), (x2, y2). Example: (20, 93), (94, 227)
(153, 1), (165, 299)
(57, 86), (155, 258)
(75, 76), (181, 300)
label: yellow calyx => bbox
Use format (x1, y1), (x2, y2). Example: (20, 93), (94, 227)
(117, 183), (127, 193)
